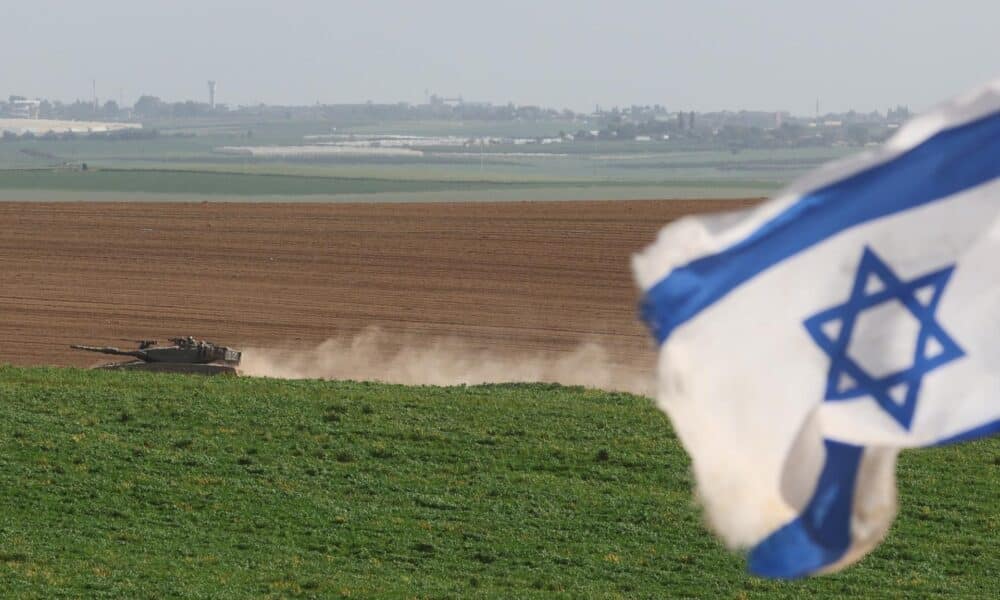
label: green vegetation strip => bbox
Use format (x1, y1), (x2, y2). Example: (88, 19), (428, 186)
(0, 169), (522, 196)
(0, 367), (996, 597)
(0, 168), (778, 198)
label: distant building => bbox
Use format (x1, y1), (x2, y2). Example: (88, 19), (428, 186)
(429, 94), (463, 107)
(6, 96), (41, 119)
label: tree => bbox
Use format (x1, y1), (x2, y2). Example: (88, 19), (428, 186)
(846, 124), (870, 146)
(133, 95), (164, 117)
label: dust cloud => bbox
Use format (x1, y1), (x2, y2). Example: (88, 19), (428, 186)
(240, 326), (653, 396)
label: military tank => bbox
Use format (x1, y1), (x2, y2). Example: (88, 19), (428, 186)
(71, 336), (242, 375)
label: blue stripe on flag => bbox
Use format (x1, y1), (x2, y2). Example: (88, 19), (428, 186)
(642, 110), (1000, 344)
(748, 439), (864, 578)
(933, 419), (1000, 446)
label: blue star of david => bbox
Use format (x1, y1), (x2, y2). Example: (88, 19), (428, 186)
(803, 247), (964, 430)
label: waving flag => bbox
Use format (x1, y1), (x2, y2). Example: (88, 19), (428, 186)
(633, 80), (1000, 578)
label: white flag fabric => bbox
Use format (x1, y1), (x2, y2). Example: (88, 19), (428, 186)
(633, 80), (1000, 578)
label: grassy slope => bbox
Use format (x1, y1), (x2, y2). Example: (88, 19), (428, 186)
(0, 367), (996, 598)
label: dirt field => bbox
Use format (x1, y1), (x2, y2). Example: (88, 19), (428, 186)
(0, 199), (759, 389)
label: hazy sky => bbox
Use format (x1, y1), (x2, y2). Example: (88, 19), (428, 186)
(5, 1), (998, 115)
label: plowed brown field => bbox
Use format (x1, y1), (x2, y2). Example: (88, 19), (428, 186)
(0, 199), (759, 384)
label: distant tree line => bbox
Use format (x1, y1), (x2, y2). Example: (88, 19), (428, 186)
(133, 96), (222, 119)
(32, 99), (127, 121)
(568, 106), (900, 149)
(1, 128), (159, 142)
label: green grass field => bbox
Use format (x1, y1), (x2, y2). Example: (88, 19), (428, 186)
(0, 366), (996, 598)
(0, 169), (535, 197)
(0, 169), (779, 201)
(0, 117), (852, 201)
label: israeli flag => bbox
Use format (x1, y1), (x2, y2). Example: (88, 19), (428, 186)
(633, 80), (1000, 578)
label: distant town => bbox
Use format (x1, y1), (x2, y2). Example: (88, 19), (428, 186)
(1, 85), (912, 150)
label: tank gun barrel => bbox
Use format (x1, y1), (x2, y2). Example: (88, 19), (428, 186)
(71, 345), (148, 359)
